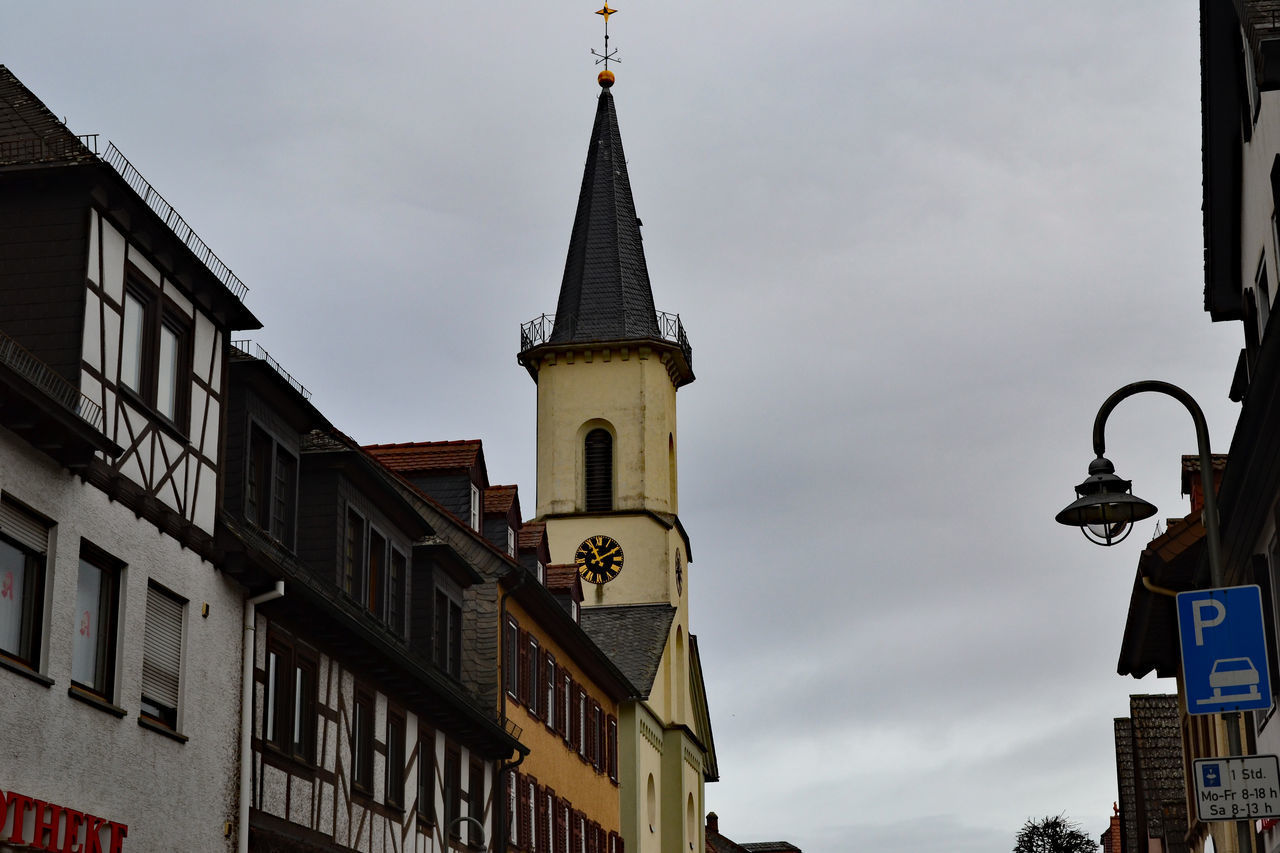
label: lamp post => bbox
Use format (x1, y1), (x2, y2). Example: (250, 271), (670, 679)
(1055, 380), (1248, 852)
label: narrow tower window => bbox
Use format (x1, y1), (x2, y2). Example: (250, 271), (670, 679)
(584, 429), (613, 511)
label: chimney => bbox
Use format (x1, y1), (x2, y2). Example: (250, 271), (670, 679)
(706, 812), (719, 835)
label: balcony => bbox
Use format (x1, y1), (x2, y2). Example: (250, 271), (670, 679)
(519, 310), (693, 372)
(0, 329), (120, 468)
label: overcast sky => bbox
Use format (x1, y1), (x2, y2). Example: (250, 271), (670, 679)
(1, 3), (1249, 850)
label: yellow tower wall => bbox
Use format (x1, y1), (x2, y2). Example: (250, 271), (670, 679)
(534, 344), (679, 518)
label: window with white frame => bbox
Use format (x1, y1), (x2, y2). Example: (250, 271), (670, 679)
(470, 485), (481, 531)
(0, 498), (48, 670)
(72, 543), (121, 699)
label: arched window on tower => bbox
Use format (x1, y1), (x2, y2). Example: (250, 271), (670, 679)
(584, 428), (613, 511)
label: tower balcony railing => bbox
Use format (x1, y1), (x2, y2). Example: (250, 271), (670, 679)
(0, 329), (105, 432)
(519, 311), (692, 370)
(101, 143), (249, 303)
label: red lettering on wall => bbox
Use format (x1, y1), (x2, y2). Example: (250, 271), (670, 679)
(80, 815), (104, 853)
(60, 808), (85, 853)
(105, 822), (126, 853)
(0, 789), (124, 851)
(8, 792), (33, 844)
(32, 799), (65, 850)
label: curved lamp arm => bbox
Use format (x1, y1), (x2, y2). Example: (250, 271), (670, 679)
(447, 816), (487, 848)
(1091, 380), (1223, 585)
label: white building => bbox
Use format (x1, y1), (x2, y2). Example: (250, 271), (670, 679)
(0, 64), (259, 850)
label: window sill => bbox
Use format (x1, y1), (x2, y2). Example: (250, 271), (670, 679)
(260, 743), (317, 777)
(0, 654), (53, 687)
(118, 385), (190, 445)
(138, 714), (188, 743)
(68, 684), (127, 717)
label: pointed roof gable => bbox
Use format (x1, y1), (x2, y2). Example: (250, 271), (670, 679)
(550, 85), (660, 344)
(0, 65), (99, 168)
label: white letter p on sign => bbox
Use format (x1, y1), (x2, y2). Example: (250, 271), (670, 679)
(1193, 599), (1227, 646)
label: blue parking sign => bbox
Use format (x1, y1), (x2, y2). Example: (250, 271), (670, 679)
(1177, 586), (1273, 716)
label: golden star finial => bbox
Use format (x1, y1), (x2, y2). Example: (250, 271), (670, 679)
(592, 3), (621, 75)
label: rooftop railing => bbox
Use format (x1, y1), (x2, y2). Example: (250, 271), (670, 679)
(101, 143), (249, 302)
(0, 132), (98, 165)
(0, 330), (105, 432)
(519, 311), (692, 370)
(231, 340), (313, 400)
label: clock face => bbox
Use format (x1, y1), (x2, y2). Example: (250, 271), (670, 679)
(575, 535), (624, 584)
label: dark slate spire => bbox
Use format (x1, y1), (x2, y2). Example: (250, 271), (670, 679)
(549, 78), (661, 344)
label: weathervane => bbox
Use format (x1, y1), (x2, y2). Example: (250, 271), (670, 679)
(591, 5), (620, 72)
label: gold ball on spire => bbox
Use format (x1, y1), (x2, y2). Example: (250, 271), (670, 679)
(598, 69), (615, 88)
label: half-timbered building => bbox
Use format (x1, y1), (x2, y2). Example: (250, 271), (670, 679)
(0, 65), (260, 849)
(218, 345), (525, 853)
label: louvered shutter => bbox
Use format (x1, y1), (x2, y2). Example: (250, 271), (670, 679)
(0, 500), (46, 553)
(142, 585), (183, 713)
(517, 773), (531, 849)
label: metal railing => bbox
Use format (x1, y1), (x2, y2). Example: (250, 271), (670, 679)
(101, 143), (249, 302)
(519, 311), (692, 369)
(0, 132), (98, 165)
(0, 330), (105, 432)
(230, 340), (312, 400)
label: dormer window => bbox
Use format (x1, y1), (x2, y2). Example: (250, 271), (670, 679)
(536, 561), (546, 584)
(470, 485), (481, 531)
(507, 526), (516, 557)
(246, 423), (298, 550)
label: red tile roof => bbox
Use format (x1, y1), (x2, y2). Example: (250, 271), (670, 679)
(546, 564), (581, 595)
(518, 521), (546, 550)
(364, 440), (482, 473)
(484, 485), (518, 515)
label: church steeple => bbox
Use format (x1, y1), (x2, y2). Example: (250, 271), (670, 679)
(519, 73), (693, 388)
(550, 75), (661, 345)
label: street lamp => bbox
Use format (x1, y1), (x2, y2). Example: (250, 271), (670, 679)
(1054, 380), (1222, 582)
(1056, 380), (1242, 851)
(1055, 455), (1158, 545)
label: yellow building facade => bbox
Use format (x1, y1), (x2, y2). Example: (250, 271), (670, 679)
(518, 73), (718, 853)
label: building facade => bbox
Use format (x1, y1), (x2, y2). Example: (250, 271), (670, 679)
(517, 72), (718, 853)
(221, 348), (524, 853)
(0, 64), (258, 850)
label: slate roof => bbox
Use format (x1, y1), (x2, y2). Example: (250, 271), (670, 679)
(1115, 694), (1188, 853)
(578, 603), (675, 694)
(365, 440), (483, 473)
(549, 85), (661, 345)
(0, 65), (98, 167)
(484, 484), (518, 515)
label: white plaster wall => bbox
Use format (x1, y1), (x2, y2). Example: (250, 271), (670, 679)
(1241, 92), (1280, 318)
(0, 428), (244, 851)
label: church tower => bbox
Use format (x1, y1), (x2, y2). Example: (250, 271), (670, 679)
(518, 53), (716, 853)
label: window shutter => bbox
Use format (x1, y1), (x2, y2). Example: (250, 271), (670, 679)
(517, 629), (530, 705)
(584, 429), (613, 511)
(142, 585), (183, 711)
(0, 500), (47, 553)
(516, 772), (530, 849)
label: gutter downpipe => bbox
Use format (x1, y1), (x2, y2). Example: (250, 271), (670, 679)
(238, 581), (285, 853)
(496, 568), (530, 851)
